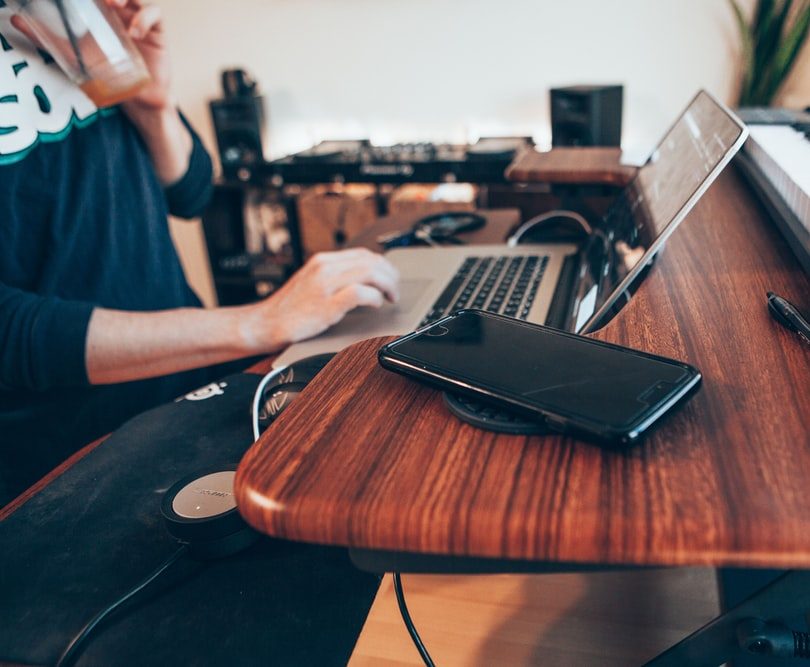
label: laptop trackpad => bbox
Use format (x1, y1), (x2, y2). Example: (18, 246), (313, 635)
(273, 278), (433, 369)
(328, 278), (431, 331)
(389, 278), (432, 314)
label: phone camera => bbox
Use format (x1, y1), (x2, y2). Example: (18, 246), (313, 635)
(425, 325), (450, 337)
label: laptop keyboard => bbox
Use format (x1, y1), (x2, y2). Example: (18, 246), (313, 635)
(419, 255), (549, 326)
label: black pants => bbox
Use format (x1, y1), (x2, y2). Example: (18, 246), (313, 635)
(0, 358), (257, 508)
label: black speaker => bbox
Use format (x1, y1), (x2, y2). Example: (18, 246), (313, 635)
(210, 69), (266, 180)
(550, 85), (623, 147)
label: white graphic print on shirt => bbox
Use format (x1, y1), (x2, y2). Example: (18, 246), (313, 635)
(0, 7), (105, 166)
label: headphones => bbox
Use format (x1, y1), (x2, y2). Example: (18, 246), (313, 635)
(412, 211), (486, 242)
(379, 211), (487, 249)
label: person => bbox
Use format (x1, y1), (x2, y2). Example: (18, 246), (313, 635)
(0, 0), (400, 505)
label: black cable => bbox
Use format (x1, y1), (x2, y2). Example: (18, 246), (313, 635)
(393, 572), (435, 667)
(55, 545), (189, 667)
(794, 630), (810, 658)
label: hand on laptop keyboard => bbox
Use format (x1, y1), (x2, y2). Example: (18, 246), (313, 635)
(241, 248), (401, 353)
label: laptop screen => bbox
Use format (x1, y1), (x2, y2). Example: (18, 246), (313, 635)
(576, 90), (748, 333)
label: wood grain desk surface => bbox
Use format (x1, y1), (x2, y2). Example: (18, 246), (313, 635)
(236, 166), (810, 570)
(506, 147), (638, 187)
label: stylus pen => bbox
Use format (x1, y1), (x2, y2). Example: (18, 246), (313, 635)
(767, 291), (810, 345)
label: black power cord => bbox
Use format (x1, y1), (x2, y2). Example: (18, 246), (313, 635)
(393, 572), (436, 667)
(737, 618), (810, 660)
(796, 631), (810, 658)
(55, 545), (189, 667)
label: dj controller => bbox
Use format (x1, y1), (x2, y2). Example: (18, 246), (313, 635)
(234, 137), (533, 185)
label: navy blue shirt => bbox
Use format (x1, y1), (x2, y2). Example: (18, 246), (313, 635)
(0, 10), (218, 503)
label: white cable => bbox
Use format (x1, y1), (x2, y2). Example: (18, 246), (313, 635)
(507, 209), (592, 247)
(251, 366), (290, 442)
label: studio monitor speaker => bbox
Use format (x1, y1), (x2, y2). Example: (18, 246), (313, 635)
(550, 85), (623, 147)
(210, 69), (267, 179)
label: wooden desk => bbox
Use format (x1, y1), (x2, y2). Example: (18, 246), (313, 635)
(236, 166), (810, 570)
(2, 155), (807, 664)
(506, 147), (638, 187)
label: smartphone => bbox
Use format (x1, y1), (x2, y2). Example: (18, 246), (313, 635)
(377, 310), (702, 446)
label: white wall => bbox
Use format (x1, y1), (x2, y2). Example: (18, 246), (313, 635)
(158, 0), (807, 158)
(159, 0), (809, 303)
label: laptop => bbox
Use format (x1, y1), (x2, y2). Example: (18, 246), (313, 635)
(274, 90), (748, 369)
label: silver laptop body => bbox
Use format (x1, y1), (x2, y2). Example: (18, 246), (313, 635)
(274, 89), (748, 369)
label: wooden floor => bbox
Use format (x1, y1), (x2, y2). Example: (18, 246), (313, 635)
(350, 569), (720, 666)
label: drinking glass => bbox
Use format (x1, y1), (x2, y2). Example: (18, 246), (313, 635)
(9, 0), (151, 107)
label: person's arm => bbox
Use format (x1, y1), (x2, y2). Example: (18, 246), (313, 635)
(86, 248), (399, 385)
(113, 0), (192, 186)
(1, 249), (397, 389)
(119, 4), (213, 217)
(0, 284), (94, 392)
(162, 116), (214, 219)
(125, 106), (192, 186)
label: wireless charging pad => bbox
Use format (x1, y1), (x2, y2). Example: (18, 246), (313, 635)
(161, 466), (260, 559)
(442, 392), (548, 435)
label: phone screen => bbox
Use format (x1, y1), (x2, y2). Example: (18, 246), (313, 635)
(387, 311), (694, 429)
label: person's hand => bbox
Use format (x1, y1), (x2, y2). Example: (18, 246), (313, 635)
(240, 249), (401, 353)
(103, 0), (173, 117)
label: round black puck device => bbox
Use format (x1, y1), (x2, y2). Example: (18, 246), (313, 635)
(161, 466), (259, 559)
(442, 392), (548, 435)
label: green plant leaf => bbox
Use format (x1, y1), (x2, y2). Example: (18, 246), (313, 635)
(758, 0), (793, 70)
(751, 0), (773, 26)
(765, 1), (810, 102)
(729, 0), (756, 104)
(747, 0), (788, 102)
(729, 0), (810, 105)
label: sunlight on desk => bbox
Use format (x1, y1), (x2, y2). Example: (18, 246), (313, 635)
(351, 570), (719, 666)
